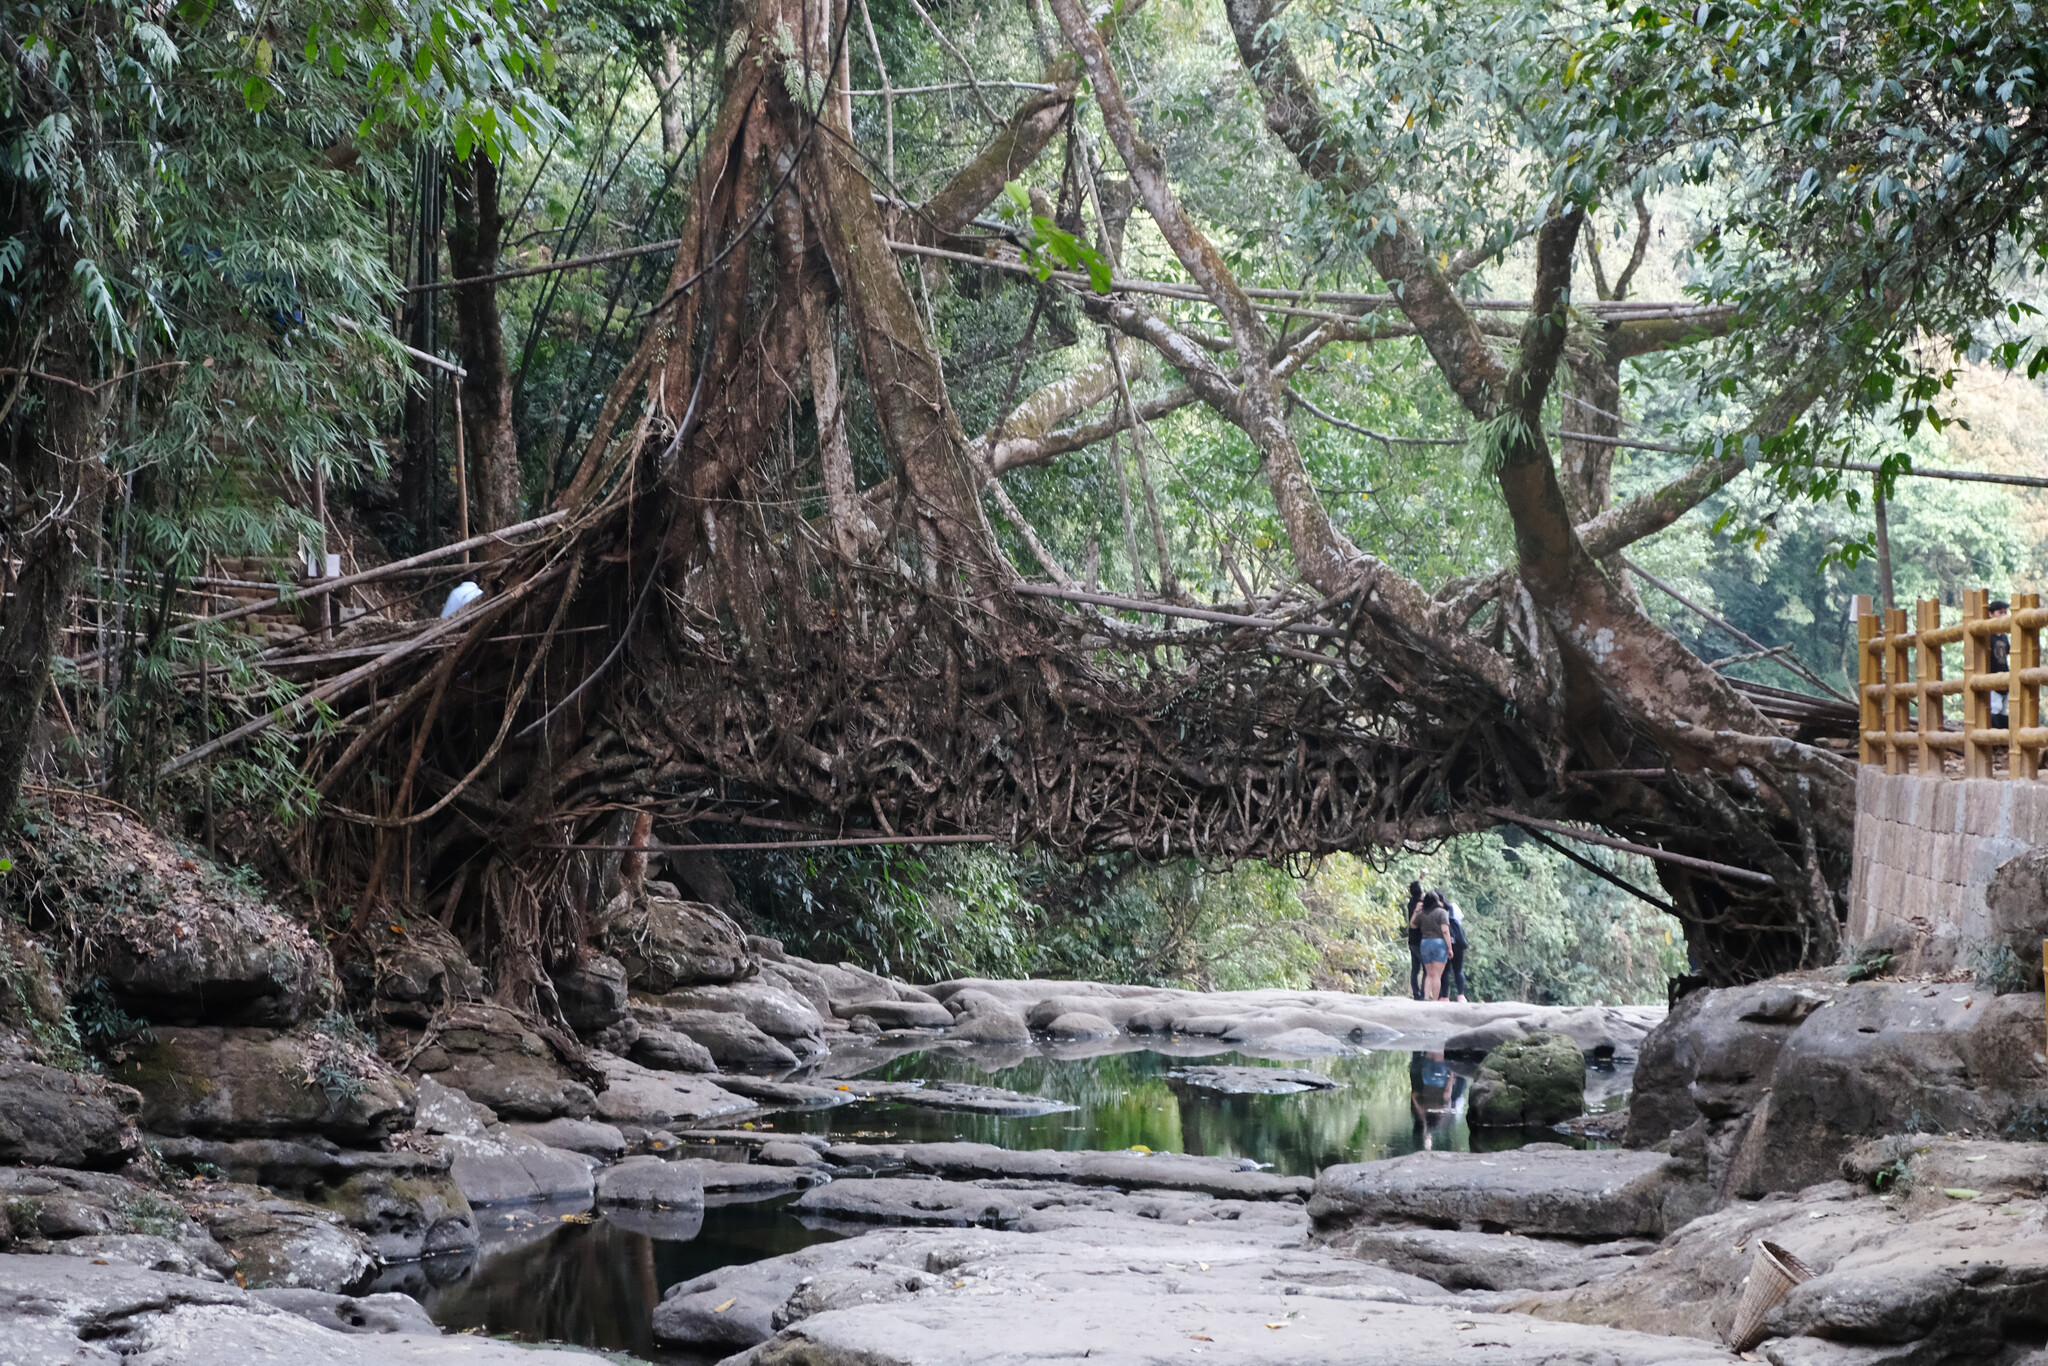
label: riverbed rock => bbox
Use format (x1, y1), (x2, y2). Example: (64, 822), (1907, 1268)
(503, 1117), (627, 1160)
(626, 1024), (719, 1072)
(664, 1223), (1729, 1366)
(715, 1076), (860, 1108)
(109, 1025), (414, 1143)
(252, 1287), (438, 1334)
(184, 1183), (375, 1292)
(683, 1158), (830, 1197)
(549, 954), (628, 1035)
(412, 1076), (595, 1205)
(1986, 848), (2048, 989)
(660, 981), (829, 1048)
(0, 1166), (232, 1278)
(860, 1080), (1075, 1116)
(0, 1056), (143, 1168)
(143, 1134), (479, 1262)
(1168, 1064), (1340, 1095)
(348, 919), (483, 1030)
(606, 895), (754, 992)
(823, 1141), (1312, 1202)
(833, 998), (955, 1030)
(402, 1003), (597, 1121)
(794, 1178), (1030, 1229)
(1469, 1031), (1586, 1126)
(0, 1251), (606, 1362)
(1328, 1225), (1644, 1291)
(1311, 1145), (1688, 1239)
(1625, 978), (2047, 1200)
(587, 1049), (752, 1126)
(1044, 1010), (1117, 1039)
(595, 1155), (706, 1208)
(73, 822), (330, 1028)
(1510, 1159), (2048, 1362)
(638, 1003), (801, 1068)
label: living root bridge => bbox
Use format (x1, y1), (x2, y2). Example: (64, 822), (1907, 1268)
(273, 0), (1852, 1019)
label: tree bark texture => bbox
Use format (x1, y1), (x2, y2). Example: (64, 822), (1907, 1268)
(285, 0), (1858, 1024)
(449, 150), (523, 535)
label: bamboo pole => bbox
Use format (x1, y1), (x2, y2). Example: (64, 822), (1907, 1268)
(1916, 598), (1941, 776)
(1964, 590), (1991, 779)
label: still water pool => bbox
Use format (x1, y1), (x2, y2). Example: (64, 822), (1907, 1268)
(415, 1045), (1627, 1357)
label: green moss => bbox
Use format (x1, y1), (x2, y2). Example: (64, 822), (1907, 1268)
(1469, 1031), (1586, 1127)
(5, 1196), (43, 1236)
(116, 1194), (184, 1238)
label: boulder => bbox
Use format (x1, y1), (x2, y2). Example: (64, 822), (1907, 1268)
(431, 1129), (594, 1207)
(1985, 847), (2048, 989)
(549, 954), (628, 1035)
(655, 1240), (855, 1352)
(1468, 1031), (1586, 1126)
(606, 895), (754, 992)
(184, 1183), (375, 1292)
(682, 1158), (828, 1197)
(1325, 1226), (1638, 1292)
(822, 1141), (1313, 1202)
(143, 1135), (478, 1262)
(755, 959), (835, 1018)
(948, 1002), (1032, 1044)
(832, 998), (955, 1030)
(644, 1006), (800, 1069)
(793, 1177), (1026, 1229)
(757, 1141), (829, 1167)
(346, 918), (482, 1030)
(1309, 1146), (1687, 1239)
(595, 1155), (706, 1208)
(1043, 1010), (1117, 1040)
(504, 1117), (627, 1160)
(251, 1287), (438, 1335)
(1628, 979), (2048, 1197)
(412, 1077), (594, 1206)
(0, 1252), (610, 1363)
(627, 1025), (720, 1072)
(587, 1050), (752, 1127)
(109, 1026), (413, 1143)
(0, 1166), (231, 1278)
(658, 982), (828, 1048)
(80, 839), (330, 1028)
(304, 1165), (477, 1262)
(403, 1003), (597, 1121)
(0, 1056), (142, 1169)
(1443, 1017), (1534, 1057)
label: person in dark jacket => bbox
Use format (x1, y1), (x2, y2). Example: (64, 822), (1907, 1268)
(1405, 880), (1425, 1000)
(1990, 600), (2011, 730)
(1444, 899), (1469, 1002)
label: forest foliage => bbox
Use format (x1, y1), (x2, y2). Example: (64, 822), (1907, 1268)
(1, 0), (2043, 1003)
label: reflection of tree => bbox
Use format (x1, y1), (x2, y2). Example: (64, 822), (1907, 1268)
(427, 1220), (659, 1355)
(783, 1045), (1514, 1175)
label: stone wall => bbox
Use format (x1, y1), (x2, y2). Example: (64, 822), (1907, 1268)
(1847, 765), (2048, 970)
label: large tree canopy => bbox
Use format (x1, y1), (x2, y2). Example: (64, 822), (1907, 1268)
(5, 0), (2044, 1012)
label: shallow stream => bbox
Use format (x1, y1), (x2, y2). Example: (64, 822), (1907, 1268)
(410, 1043), (1629, 1358)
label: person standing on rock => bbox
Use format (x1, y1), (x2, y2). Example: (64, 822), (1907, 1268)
(1405, 880), (1426, 1000)
(1444, 899), (1469, 1003)
(1411, 891), (1451, 1001)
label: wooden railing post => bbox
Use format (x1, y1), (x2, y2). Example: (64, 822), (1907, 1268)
(1885, 606), (1911, 774)
(2015, 591), (2041, 780)
(1856, 594), (1879, 767)
(1964, 589), (1991, 779)
(1917, 598), (1942, 775)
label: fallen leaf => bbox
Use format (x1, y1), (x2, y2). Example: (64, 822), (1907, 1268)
(1197, 1262), (1209, 1271)
(1189, 1336), (1213, 1342)
(1128, 1145), (1152, 1155)
(1966, 1155), (1988, 1162)
(92, 1259), (110, 1266)
(1945, 1188), (1982, 1200)
(713, 1298), (737, 1314)
(1264, 1323), (1286, 1330)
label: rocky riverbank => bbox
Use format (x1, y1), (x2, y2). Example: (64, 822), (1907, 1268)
(5, 802), (2047, 1363)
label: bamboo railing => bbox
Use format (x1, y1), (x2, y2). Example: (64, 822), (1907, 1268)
(1856, 590), (2046, 778)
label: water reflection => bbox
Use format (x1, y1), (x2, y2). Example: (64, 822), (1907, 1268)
(775, 1045), (1563, 1172)
(419, 1196), (844, 1358)
(424, 1046), (1627, 1351)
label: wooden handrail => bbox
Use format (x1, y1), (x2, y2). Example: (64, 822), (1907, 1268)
(1856, 590), (2045, 779)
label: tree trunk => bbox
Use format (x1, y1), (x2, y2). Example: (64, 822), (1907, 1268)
(0, 361), (109, 832)
(450, 149), (522, 535)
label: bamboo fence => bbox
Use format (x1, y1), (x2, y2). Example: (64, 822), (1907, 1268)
(1857, 590), (2046, 778)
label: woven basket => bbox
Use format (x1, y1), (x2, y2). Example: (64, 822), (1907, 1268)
(1729, 1240), (1817, 1352)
